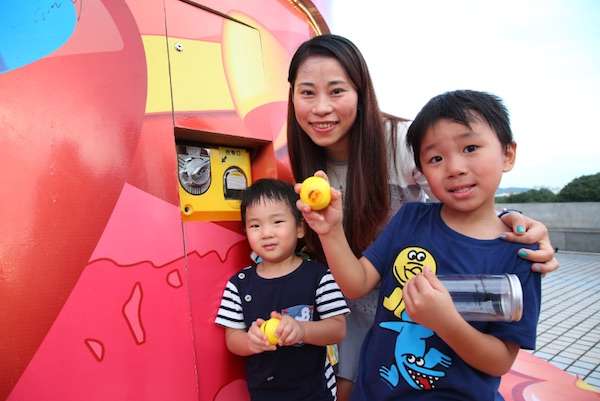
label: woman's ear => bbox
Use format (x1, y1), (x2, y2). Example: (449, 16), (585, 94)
(297, 220), (306, 239)
(503, 142), (517, 172)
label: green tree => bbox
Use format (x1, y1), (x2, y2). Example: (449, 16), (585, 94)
(496, 188), (556, 203)
(558, 172), (600, 202)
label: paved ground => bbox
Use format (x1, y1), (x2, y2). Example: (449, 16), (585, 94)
(532, 251), (600, 390)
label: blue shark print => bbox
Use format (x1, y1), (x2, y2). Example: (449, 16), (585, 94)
(379, 311), (452, 391)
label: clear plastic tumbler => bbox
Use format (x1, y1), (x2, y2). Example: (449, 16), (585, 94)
(438, 274), (523, 322)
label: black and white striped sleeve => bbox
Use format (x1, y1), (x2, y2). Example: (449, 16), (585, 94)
(315, 271), (350, 319)
(215, 280), (246, 329)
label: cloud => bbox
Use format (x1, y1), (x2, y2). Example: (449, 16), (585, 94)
(328, 0), (600, 189)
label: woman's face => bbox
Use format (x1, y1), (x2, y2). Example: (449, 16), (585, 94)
(292, 56), (358, 161)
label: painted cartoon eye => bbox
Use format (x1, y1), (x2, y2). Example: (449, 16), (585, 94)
(416, 252), (426, 262)
(415, 357), (425, 367)
(406, 354), (416, 364)
(407, 250), (417, 260)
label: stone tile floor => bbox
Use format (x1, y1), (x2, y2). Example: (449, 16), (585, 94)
(532, 251), (600, 390)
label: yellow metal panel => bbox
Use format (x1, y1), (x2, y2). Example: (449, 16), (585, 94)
(168, 38), (234, 112)
(223, 12), (290, 119)
(221, 20), (267, 118)
(143, 35), (173, 114)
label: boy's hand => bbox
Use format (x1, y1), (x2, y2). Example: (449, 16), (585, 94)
(403, 269), (461, 331)
(247, 319), (277, 354)
(295, 171), (343, 237)
(270, 311), (305, 346)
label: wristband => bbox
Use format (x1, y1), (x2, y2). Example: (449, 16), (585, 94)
(497, 208), (522, 219)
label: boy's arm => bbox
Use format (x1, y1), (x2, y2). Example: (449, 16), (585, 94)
(301, 315), (346, 345)
(273, 312), (346, 346)
(272, 266), (350, 346)
(216, 279), (276, 356)
(404, 270), (519, 376)
(224, 321), (276, 356)
(296, 172), (381, 299)
(436, 320), (520, 376)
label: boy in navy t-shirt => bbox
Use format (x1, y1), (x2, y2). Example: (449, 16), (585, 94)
(216, 179), (349, 401)
(298, 90), (541, 400)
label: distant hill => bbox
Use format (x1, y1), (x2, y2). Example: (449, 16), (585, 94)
(496, 187), (530, 197)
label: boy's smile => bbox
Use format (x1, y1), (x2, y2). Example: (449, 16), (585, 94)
(419, 116), (516, 223)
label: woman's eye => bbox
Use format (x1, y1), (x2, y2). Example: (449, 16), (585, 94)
(274, 220), (284, 224)
(464, 145), (478, 153)
(331, 87), (345, 95)
(299, 89), (314, 96)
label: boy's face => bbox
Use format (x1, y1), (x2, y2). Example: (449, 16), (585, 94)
(419, 117), (516, 215)
(244, 198), (304, 265)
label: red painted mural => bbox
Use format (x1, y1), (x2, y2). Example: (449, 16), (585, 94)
(0, 1), (598, 400)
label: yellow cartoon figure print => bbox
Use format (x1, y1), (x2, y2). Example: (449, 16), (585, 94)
(383, 246), (437, 318)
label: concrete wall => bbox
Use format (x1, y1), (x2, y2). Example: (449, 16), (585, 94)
(499, 202), (600, 253)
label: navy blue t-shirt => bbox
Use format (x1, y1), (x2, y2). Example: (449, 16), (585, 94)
(354, 202), (541, 401)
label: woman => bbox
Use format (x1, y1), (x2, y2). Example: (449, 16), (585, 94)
(286, 34), (558, 401)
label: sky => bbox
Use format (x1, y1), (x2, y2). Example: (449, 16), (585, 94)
(326, 0), (600, 190)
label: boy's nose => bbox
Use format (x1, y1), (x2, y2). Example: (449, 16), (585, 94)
(261, 226), (274, 237)
(445, 156), (467, 177)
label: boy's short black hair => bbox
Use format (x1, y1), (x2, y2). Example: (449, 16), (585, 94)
(240, 179), (301, 226)
(406, 90), (514, 170)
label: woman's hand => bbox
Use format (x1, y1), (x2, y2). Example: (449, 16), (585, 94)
(295, 171), (344, 237)
(499, 212), (559, 274)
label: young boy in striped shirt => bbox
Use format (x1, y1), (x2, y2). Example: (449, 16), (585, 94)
(215, 179), (349, 401)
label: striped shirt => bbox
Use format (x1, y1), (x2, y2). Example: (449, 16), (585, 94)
(216, 260), (349, 401)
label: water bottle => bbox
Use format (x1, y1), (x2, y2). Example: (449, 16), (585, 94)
(439, 274), (523, 322)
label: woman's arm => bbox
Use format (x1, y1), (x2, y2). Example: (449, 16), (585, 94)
(296, 172), (381, 299)
(319, 226), (381, 299)
(499, 212), (559, 273)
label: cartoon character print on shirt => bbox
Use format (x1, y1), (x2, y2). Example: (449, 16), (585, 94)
(379, 246), (452, 390)
(282, 304), (313, 347)
(282, 304), (314, 322)
(383, 246), (437, 318)
(379, 310), (452, 390)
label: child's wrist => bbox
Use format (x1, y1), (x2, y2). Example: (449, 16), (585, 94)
(298, 322), (306, 344)
(435, 308), (464, 338)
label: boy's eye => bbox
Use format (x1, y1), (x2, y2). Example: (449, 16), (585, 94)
(428, 155), (443, 164)
(464, 144), (479, 153)
(274, 220), (285, 224)
(248, 224), (259, 229)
